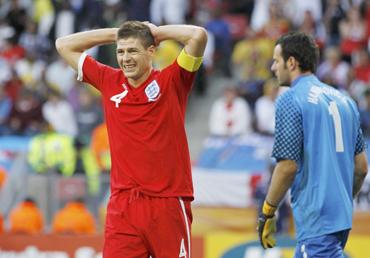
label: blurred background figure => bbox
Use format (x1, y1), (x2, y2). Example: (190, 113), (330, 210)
(339, 5), (367, 62)
(91, 123), (111, 174)
(7, 88), (43, 136)
(9, 197), (44, 234)
(0, 213), (3, 233)
(360, 89), (370, 137)
(0, 85), (12, 135)
(209, 85), (252, 136)
(51, 198), (96, 235)
(42, 88), (77, 137)
(316, 46), (350, 89)
(150, 0), (187, 25)
(0, 166), (7, 190)
(205, 9), (232, 77)
(254, 78), (280, 136)
(44, 58), (76, 96)
(74, 87), (103, 145)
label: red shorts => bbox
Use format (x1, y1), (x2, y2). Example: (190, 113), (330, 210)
(103, 189), (192, 258)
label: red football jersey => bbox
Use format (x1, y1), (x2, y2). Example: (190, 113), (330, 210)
(78, 54), (195, 198)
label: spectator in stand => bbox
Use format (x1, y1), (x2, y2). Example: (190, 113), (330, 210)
(339, 5), (367, 61)
(299, 10), (327, 48)
(7, 88), (44, 135)
(4, 0), (27, 41)
(0, 213), (3, 233)
(231, 29), (274, 83)
(18, 19), (51, 61)
(0, 85), (12, 135)
(150, 0), (187, 25)
(42, 88), (77, 137)
(32, 0), (55, 37)
(91, 123), (111, 173)
(14, 50), (45, 91)
(3, 70), (23, 103)
(0, 57), (12, 86)
(316, 46), (351, 89)
(127, 0), (151, 21)
(45, 58), (76, 96)
(9, 197), (44, 234)
(209, 85), (252, 136)
(52, 198), (96, 234)
(323, 0), (348, 46)
(353, 48), (370, 83)
(0, 36), (25, 65)
(75, 87), (103, 145)
(205, 9), (232, 77)
(283, 0), (322, 29)
(257, 1), (290, 40)
(359, 89), (370, 137)
(255, 78), (280, 136)
(0, 166), (7, 190)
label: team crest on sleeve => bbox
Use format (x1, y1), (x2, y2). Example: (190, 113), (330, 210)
(145, 80), (161, 102)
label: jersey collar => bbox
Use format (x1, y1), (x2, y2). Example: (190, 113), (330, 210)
(291, 73), (315, 88)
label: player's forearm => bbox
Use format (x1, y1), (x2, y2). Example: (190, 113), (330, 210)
(353, 152), (368, 197)
(56, 28), (118, 53)
(55, 28), (118, 70)
(155, 25), (207, 57)
(265, 160), (297, 208)
(353, 172), (366, 197)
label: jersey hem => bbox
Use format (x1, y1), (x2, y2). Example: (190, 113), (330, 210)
(297, 226), (352, 242)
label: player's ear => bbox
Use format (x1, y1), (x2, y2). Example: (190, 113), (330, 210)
(147, 45), (156, 56)
(287, 56), (298, 71)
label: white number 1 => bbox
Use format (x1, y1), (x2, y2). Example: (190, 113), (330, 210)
(328, 101), (344, 152)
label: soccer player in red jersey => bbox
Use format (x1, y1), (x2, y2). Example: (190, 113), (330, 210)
(55, 21), (207, 258)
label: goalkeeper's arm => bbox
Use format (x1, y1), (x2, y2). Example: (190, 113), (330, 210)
(257, 159), (297, 249)
(353, 151), (368, 198)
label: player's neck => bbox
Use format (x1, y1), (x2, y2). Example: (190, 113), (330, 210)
(291, 71), (312, 83)
(128, 68), (153, 88)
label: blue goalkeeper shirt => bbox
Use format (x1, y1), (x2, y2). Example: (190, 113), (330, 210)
(272, 74), (365, 241)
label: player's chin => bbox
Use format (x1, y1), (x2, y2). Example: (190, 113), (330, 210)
(123, 70), (136, 78)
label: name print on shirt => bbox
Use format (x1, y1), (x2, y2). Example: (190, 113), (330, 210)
(110, 83), (128, 108)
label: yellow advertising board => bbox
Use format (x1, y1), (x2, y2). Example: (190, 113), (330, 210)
(204, 233), (370, 258)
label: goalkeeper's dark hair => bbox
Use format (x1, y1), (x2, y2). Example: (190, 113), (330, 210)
(276, 31), (319, 73)
(117, 21), (155, 48)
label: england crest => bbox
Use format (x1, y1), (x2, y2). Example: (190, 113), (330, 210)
(145, 80), (161, 102)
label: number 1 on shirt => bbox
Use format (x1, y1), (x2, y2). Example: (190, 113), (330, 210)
(328, 101), (344, 152)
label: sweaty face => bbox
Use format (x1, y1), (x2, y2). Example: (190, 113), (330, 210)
(116, 37), (154, 83)
(271, 45), (291, 86)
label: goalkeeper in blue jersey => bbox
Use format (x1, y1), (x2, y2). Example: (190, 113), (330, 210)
(257, 31), (368, 257)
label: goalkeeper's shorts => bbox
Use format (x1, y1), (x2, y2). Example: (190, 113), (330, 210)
(293, 229), (350, 258)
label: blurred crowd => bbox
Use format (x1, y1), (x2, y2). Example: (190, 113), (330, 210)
(1, 0), (370, 234)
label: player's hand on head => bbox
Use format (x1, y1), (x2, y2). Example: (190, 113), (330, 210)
(142, 21), (159, 46)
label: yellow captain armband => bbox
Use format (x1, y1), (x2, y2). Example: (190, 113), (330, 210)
(177, 49), (203, 72)
(262, 201), (277, 217)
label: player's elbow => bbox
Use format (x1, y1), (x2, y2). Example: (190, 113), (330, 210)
(355, 152), (368, 178)
(55, 37), (66, 54)
(193, 27), (208, 46)
(276, 159), (298, 180)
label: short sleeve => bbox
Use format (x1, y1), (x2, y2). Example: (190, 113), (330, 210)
(272, 91), (303, 161)
(77, 53), (110, 92)
(355, 126), (365, 155)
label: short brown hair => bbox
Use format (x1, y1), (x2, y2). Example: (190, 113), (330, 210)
(276, 31), (319, 73)
(117, 21), (155, 48)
